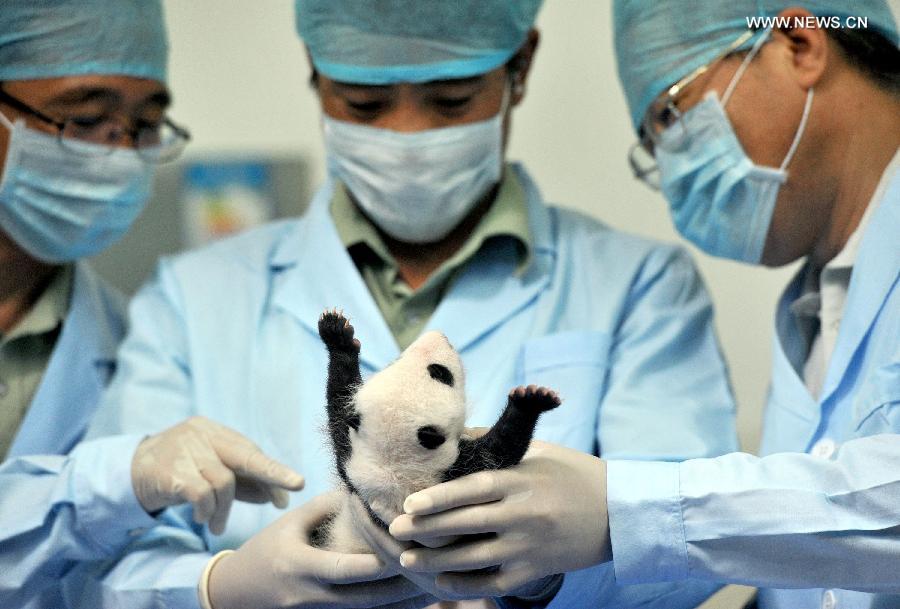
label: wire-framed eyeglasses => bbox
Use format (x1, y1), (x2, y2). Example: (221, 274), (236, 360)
(0, 87), (191, 164)
(628, 30), (755, 190)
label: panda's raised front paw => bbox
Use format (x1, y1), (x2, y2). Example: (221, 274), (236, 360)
(318, 308), (360, 353)
(508, 384), (561, 413)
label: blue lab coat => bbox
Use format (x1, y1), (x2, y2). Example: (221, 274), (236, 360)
(8, 262), (124, 458)
(606, 161), (900, 608)
(0, 263), (155, 608)
(76, 164), (738, 608)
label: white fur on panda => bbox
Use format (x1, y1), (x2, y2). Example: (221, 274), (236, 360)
(325, 330), (468, 553)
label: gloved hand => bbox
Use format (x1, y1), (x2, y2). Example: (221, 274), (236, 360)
(388, 440), (612, 597)
(348, 493), (464, 603)
(131, 416), (305, 534)
(207, 492), (438, 609)
(411, 426), (490, 550)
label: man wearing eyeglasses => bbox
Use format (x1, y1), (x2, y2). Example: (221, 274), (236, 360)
(0, 2), (305, 608)
(605, 3), (900, 607)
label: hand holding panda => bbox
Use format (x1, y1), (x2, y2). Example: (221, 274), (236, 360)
(316, 308), (561, 554)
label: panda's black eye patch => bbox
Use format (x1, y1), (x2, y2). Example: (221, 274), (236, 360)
(427, 363), (454, 387)
(417, 425), (446, 449)
(347, 413), (361, 431)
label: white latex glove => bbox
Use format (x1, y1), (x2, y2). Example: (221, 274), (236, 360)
(414, 427), (490, 550)
(388, 440), (612, 597)
(208, 492), (437, 609)
(348, 494), (469, 603)
(132, 416), (305, 534)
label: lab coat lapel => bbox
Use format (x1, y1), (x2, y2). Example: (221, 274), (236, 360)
(761, 274), (820, 454)
(9, 263), (123, 457)
(269, 180), (399, 372)
(820, 173), (900, 405)
(429, 164), (554, 354)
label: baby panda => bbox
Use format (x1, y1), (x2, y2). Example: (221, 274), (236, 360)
(316, 308), (561, 553)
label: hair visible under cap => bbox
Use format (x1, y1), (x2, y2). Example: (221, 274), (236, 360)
(828, 29), (900, 93)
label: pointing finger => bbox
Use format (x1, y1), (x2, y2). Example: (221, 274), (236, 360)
(208, 426), (305, 491)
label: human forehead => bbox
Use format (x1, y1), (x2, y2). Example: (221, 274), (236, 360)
(324, 69), (506, 95)
(5, 75), (170, 111)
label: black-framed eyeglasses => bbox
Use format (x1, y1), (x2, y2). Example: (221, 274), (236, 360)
(0, 87), (191, 164)
(628, 30), (755, 191)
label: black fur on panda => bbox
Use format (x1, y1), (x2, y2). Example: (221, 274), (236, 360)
(316, 308), (560, 553)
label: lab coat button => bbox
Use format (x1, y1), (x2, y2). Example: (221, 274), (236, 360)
(822, 589), (836, 609)
(811, 438), (836, 459)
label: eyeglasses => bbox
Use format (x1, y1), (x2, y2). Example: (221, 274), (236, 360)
(0, 87), (191, 164)
(628, 30), (755, 190)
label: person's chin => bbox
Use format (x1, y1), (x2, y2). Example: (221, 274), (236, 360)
(759, 242), (805, 268)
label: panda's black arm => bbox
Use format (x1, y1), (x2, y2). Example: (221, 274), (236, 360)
(318, 310), (363, 476)
(325, 349), (361, 421)
(443, 386), (560, 481)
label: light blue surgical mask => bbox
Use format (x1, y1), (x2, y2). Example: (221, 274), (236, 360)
(322, 85), (508, 244)
(0, 111), (154, 263)
(655, 31), (814, 264)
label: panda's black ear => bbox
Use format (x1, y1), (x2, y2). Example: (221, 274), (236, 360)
(427, 363), (454, 387)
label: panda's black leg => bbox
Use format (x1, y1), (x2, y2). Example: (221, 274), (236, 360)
(444, 385), (560, 481)
(318, 309), (363, 480)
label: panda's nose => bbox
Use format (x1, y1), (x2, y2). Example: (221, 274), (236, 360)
(417, 426), (446, 449)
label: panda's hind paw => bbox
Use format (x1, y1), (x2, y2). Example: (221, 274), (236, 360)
(318, 308), (360, 353)
(508, 384), (561, 413)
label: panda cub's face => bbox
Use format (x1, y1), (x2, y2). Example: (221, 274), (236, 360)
(347, 331), (466, 519)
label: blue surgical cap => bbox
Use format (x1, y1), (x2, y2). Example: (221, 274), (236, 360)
(614, 0), (899, 133)
(0, 0), (168, 83)
(295, 0), (543, 84)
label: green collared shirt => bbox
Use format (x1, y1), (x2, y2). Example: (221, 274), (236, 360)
(0, 266), (73, 459)
(331, 165), (532, 349)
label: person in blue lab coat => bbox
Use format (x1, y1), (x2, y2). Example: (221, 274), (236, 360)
(0, 2), (305, 607)
(383, 1), (900, 608)
(76, 1), (742, 608)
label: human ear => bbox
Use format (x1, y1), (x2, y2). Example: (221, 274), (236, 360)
(303, 46), (320, 90)
(509, 29), (540, 106)
(774, 7), (829, 89)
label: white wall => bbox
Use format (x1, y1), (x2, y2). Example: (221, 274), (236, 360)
(162, 0), (802, 456)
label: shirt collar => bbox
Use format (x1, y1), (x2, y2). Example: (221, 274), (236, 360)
(1, 265), (73, 343)
(330, 163), (534, 277)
